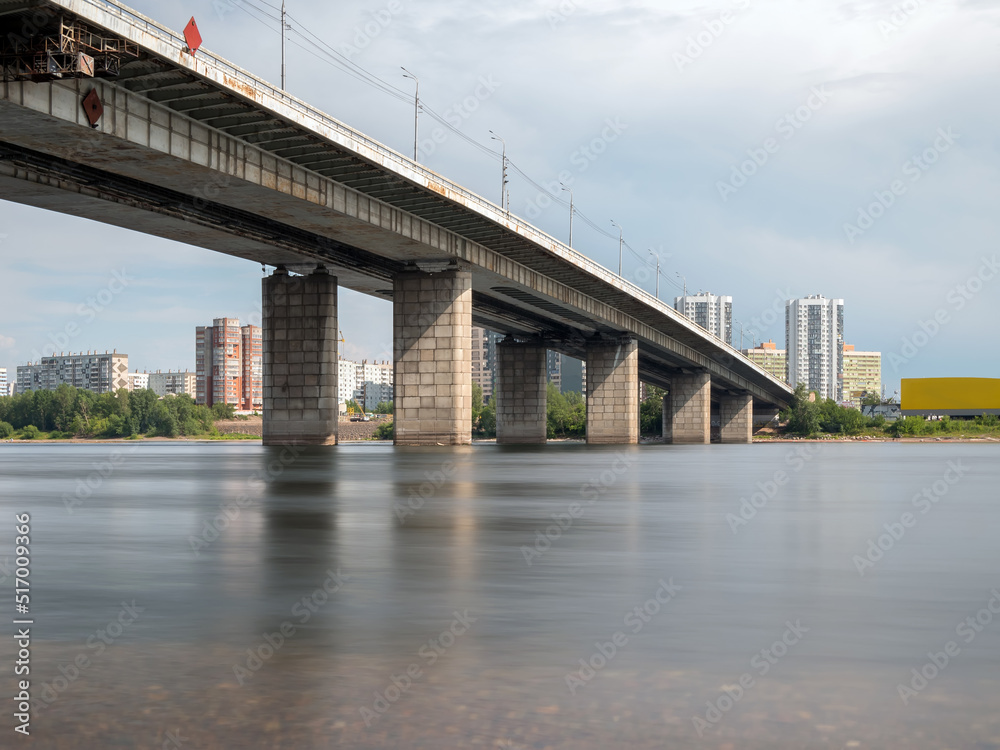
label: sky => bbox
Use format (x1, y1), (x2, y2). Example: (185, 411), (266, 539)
(2, 0), (999, 397)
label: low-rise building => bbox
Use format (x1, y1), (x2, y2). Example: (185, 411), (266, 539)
(356, 360), (393, 411)
(149, 370), (197, 398)
(841, 345), (881, 407)
(742, 340), (787, 382)
(16, 351), (129, 394)
(128, 371), (150, 391)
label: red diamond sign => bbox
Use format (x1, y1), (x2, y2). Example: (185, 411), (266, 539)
(82, 89), (103, 127)
(184, 17), (202, 53)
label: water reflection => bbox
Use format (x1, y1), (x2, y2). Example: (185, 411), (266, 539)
(0, 442), (998, 748)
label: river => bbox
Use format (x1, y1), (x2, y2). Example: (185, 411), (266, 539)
(0, 441), (997, 748)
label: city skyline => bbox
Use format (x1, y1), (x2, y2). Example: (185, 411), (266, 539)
(2, 1), (999, 396)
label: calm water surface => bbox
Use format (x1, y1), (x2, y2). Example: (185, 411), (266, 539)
(0, 442), (998, 749)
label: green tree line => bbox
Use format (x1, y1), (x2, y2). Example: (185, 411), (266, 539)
(0, 385), (234, 439)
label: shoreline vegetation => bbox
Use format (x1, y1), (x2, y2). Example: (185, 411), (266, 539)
(2, 383), (999, 444)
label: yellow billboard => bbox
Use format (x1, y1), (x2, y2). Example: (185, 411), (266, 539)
(901, 378), (1000, 413)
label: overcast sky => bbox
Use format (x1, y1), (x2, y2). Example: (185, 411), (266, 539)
(2, 0), (999, 396)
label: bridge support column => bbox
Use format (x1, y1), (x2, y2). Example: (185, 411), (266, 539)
(393, 267), (472, 445)
(585, 338), (639, 444)
(495, 339), (547, 444)
(262, 267), (339, 446)
(664, 372), (710, 444)
(720, 393), (753, 444)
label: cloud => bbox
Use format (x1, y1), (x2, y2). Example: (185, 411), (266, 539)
(0, 334), (15, 350)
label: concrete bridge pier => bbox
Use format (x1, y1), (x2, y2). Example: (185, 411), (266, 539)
(585, 337), (639, 444)
(495, 339), (547, 444)
(664, 372), (710, 444)
(719, 393), (753, 444)
(262, 266), (339, 446)
(393, 266), (472, 446)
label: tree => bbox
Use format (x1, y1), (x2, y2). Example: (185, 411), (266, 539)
(639, 386), (664, 436)
(471, 382), (484, 431)
(782, 384), (820, 436)
(0, 421), (13, 439)
(373, 421), (394, 440)
(374, 401), (394, 414)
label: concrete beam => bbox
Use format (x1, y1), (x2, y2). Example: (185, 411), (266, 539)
(393, 267), (472, 445)
(720, 393), (753, 444)
(262, 267), (338, 445)
(586, 338), (639, 445)
(495, 340), (547, 444)
(665, 372), (710, 444)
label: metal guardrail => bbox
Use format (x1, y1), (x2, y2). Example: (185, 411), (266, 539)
(62, 0), (787, 388)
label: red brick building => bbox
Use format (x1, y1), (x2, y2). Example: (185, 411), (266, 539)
(196, 318), (262, 411)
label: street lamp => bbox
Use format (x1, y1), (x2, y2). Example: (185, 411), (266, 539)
(676, 272), (687, 296)
(734, 320), (745, 350)
(648, 248), (660, 299)
(489, 130), (509, 213)
(610, 219), (623, 276)
(401, 67), (419, 162)
(560, 183), (574, 247)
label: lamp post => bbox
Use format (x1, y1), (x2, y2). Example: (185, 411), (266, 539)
(489, 130), (509, 213)
(560, 183), (574, 247)
(676, 272), (687, 296)
(648, 248), (660, 299)
(610, 219), (623, 276)
(735, 320), (745, 350)
(401, 67), (419, 161)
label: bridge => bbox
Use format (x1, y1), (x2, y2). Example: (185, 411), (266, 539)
(0, 0), (794, 446)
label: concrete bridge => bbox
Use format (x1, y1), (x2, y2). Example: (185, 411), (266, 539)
(0, 0), (794, 445)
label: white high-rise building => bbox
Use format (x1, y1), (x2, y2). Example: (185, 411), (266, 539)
(0, 368), (7, 397)
(674, 292), (733, 345)
(785, 295), (844, 401)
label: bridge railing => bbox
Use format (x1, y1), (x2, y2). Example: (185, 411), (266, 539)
(68, 0), (785, 390)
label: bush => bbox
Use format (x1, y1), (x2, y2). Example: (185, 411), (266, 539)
(0, 421), (13, 439)
(21, 425), (40, 440)
(373, 421), (394, 440)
